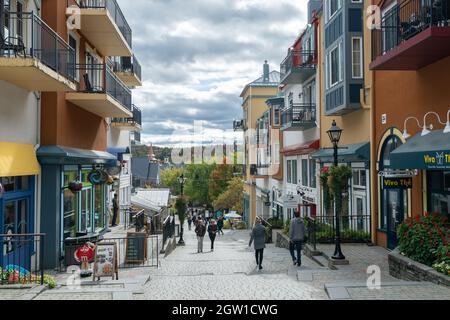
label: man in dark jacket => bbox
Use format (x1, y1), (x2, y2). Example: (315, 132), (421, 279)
(111, 193), (119, 227)
(249, 218), (266, 270)
(195, 219), (207, 253)
(207, 219), (218, 251)
(217, 216), (224, 235)
(289, 211), (306, 266)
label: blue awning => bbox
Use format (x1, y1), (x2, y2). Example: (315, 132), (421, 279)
(107, 147), (131, 161)
(37, 146), (117, 165)
(311, 142), (370, 163)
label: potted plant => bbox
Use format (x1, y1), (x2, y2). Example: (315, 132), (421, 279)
(68, 179), (83, 193)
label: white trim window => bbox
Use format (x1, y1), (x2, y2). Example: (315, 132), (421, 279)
(326, 42), (342, 89)
(327, 0), (342, 22)
(351, 37), (363, 79)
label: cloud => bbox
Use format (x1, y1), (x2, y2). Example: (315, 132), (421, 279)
(117, 0), (308, 146)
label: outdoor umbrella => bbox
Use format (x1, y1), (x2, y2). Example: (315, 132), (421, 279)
(224, 212), (242, 219)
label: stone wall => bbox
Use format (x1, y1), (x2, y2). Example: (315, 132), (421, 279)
(275, 230), (290, 250)
(389, 249), (450, 287)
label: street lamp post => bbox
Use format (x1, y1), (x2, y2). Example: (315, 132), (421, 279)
(327, 120), (346, 261)
(178, 174), (187, 245)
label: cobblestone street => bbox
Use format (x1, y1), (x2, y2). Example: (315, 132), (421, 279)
(1, 226), (450, 300)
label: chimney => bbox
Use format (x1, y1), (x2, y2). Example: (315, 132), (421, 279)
(263, 60), (270, 83)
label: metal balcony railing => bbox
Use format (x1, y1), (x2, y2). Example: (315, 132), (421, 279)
(372, 0), (450, 60)
(133, 131), (141, 142)
(281, 103), (316, 129)
(280, 50), (316, 80)
(67, 0), (132, 48)
(112, 55), (142, 82)
(0, 12), (76, 81)
(76, 63), (132, 111)
(112, 104), (142, 126)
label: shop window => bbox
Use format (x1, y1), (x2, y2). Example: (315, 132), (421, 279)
(80, 188), (92, 233)
(3, 199), (28, 235)
(302, 159), (308, 187)
(63, 189), (77, 239)
(427, 171), (450, 216)
(0, 176), (31, 192)
(94, 185), (105, 230)
(310, 159), (317, 188)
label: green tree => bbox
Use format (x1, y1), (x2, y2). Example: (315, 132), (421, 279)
(213, 177), (244, 213)
(160, 167), (183, 195)
(184, 163), (215, 206)
(208, 164), (235, 203)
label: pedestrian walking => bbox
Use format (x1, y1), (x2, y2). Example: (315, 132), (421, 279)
(111, 193), (119, 227)
(192, 213), (197, 228)
(195, 219), (206, 253)
(208, 219), (218, 251)
(187, 213), (193, 231)
(289, 210), (306, 267)
(217, 216), (224, 235)
(249, 218), (266, 270)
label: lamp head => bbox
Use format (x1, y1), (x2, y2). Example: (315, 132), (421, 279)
(402, 129), (410, 140)
(421, 124), (433, 136)
(327, 120), (342, 144)
(444, 122), (450, 134)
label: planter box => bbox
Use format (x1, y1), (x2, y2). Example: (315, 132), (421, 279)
(389, 249), (450, 287)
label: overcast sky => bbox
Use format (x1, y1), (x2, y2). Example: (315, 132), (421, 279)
(118, 0), (308, 147)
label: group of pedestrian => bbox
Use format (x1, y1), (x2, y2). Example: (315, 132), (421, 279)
(187, 209), (225, 253)
(249, 210), (306, 271)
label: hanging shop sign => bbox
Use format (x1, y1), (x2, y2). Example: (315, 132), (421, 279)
(93, 242), (118, 281)
(88, 169), (108, 185)
(382, 177), (413, 190)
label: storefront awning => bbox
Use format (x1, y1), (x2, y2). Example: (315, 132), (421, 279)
(0, 142), (40, 176)
(390, 131), (450, 170)
(281, 140), (319, 156)
(37, 146), (117, 165)
(311, 142), (370, 163)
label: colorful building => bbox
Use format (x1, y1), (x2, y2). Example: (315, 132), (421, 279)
(237, 62), (279, 226)
(368, 0), (450, 249)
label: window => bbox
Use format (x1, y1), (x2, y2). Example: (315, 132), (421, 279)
(273, 106), (280, 126)
(427, 171), (450, 217)
(328, 0), (341, 20)
(353, 169), (367, 188)
(352, 37), (363, 78)
(327, 43), (341, 88)
(310, 159), (317, 188)
(302, 159), (309, 187)
(286, 160), (298, 184)
(94, 185), (105, 231)
(63, 188), (77, 239)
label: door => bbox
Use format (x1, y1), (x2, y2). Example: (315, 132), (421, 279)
(385, 189), (406, 250)
(2, 198), (31, 270)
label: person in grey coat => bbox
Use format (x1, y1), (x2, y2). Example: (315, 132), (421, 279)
(289, 210), (306, 266)
(248, 218), (266, 270)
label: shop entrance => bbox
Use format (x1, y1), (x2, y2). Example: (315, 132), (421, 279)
(385, 189), (407, 250)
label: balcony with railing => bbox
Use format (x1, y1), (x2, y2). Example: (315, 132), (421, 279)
(280, 50), (317, 85)
(0, 12), (76, 91)
(281, 103), (316, 131)
(66, 64), (132, 118)
(110, 55), (142, 87)
(371, 0), (450, 70)
(133, 131), (141, 143)
(66, 0), (132, 56)
(111, 104), (142, 131)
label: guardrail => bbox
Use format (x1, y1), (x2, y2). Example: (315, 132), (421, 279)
(112, 55), (142, 82)
(111, 104), (142, 126)
(0, 233), (45, 285)
(1, 12), (76, 81)
(67, 0), (132, 48)
(372, 0), (450, 60)
(76, 63), (132, 111)
(280, 49), (316, 80)
(281, 103), (316, 129)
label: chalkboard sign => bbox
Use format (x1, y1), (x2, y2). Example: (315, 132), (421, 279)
(125, 232), (147, 264)
(93, 242), (118, 281)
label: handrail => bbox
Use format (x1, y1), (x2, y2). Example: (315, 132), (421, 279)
(66, 0), (132, 48)
(1, 12), (76, 81)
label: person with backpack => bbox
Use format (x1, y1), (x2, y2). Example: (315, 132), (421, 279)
(289, 210), (306, 266)
(195, 219), (206, 253)
(249, 217), (266, 270)
(208, 219), (218, 251)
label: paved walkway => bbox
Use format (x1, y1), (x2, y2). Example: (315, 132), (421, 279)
(1, 224), (450, 300)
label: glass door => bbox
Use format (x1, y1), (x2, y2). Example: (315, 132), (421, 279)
(2, 198), (31, 269)
(79, 188), (92, 235)
(385, 189), (406, 250)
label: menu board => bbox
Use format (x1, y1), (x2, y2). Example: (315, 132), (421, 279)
(125, 232), (147, 264)
(93, 242), (118, 281)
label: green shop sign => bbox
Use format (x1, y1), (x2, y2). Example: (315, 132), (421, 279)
(423, 152), (450, 170)
(382, 177), (413, 189)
